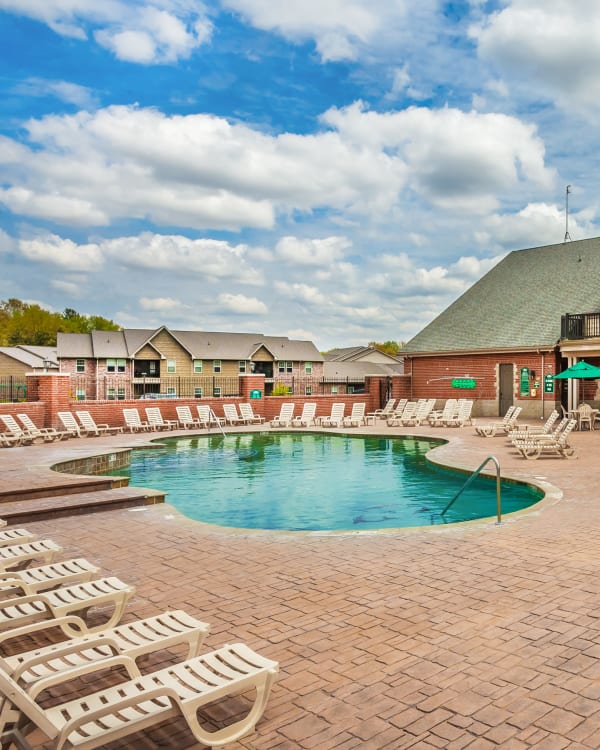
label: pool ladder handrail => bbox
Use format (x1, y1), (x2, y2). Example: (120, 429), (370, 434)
(209, 408), (226, 437)
(440, 455), (502, 524)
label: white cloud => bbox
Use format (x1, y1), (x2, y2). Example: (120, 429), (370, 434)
(0, 229), (17, 254)
(139, 296), (182, 311)
(51, 278), (86, 296)
(217, 293), (268, 315)
(0, 0), (212, 64)
(13, 78), (99, 109)
(0, 187), (108, 225)
(274, 236), (351, 266)
(19, 234), (104, 271)
(473, 1), (600, 117)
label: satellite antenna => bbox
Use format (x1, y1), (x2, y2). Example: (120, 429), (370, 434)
(564, 184), (571, 242)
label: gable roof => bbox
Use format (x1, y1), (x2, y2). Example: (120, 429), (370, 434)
(0, 345), (57, 369)
(404, 237), (600, 354)
(324, 346), (403, 363)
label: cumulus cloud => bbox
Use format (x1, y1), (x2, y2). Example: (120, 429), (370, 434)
(322, 101), (555, 213)
(139, 296), (182, 311)
(19, 234), (104, 271)
(217, 293), (268, 315)
(0, 0), (212, 64)
(221, 0), (408, 61)
(13, 78), (99, 109)
(274, 236), (351, 266)
(473, 1), (600, 116)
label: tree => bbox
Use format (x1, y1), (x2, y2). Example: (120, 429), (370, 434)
(368, 340), (404, 356)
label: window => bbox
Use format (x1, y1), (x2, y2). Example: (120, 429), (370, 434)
(194, 387), (203, 398)
(278, 360), (292, 373)
(148, 361), (157, 375)
(107, 388), (126, 401)
(75, 388), (86, 400)
(76, 359), (85, 373)
(166, 387), (177, 396)
(239, 361), (246, 373)
(213, 360), (221, 373)
(331, 386), (339, 394)
(193, 359), (203, 373)
(117, 388), (125, 400)
(167, 360), (176, 374)
(213, 386), (221, 397)
(305, 362), (312, 374)
(106, 358), (126, 373)
(348, 385), (355, 394)
(107, 388), (115, 400)
(305, 385), (312, 395)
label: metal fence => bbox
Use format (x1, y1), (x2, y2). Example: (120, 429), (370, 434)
(0, 376), (27, 402)
(68, 375), (240, 401)
(561, 312), (600, 340)
(270, 376), (366, 396)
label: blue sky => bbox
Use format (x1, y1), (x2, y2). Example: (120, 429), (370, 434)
(1, 0), (599, 349)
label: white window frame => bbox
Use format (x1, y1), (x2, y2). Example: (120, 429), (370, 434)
(305, 385), (312, 395)
(305, 361), (312, 374)
(76, 359), (85, 373)
(239, 360), (247, 373)
(278, 360), (292, 373)
(194, 387), (203, 398)
(213, 360), (222, 373)
(213, 386), (222, 397)
(331, 386), (339, 394)
(167, 359), (176, 374)
(166, 386), (177, 396)
(193, 359), (203, 373)
(75, 388), (86, 400)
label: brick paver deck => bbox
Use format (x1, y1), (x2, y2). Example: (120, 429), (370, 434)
(1, 419), (599, 748)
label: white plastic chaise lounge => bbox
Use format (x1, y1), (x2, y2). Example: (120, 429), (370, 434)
(0, 640), (278, 750)
(75, 411), (124, 436)
(319, 402), (345, 427)
(145, 407), (179, 430)
(239, 403), (265, 424)
(513, 419), (577, 460)
(270, 403), (295, 428)
(0, 576), (134, 637)
(16, 414), (70, 442)
(176, 405), (204, 429)
(342, 403), (366, 427)
(444, 400), (473, 427)
(222, 403), (245, 425)
(0, 416), (44, 445)
(427, 399), (457, 427)
(0, 609), (211, 688)
(123, 408), (153, 432)
(0, 529), (36, 548)
(291, 402), (317, 427)
(197, 405), (226, 427)
(475, 406), (521, 437)
(0, 433), (21, 448)
(387, 401), (415, 426)
(367, 398), (396, 420)
(57, 412), (85, 437)
(507, 410), (559, 442)
(0, 558), (100, 598)
(0, 540), (62, 572)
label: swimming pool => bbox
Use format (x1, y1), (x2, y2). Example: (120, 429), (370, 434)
(112, 433), (543, 531)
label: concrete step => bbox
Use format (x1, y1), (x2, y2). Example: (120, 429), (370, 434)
(0, 474), (127, 503)
(0, 486), (165, 524)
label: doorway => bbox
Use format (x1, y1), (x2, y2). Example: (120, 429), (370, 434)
(499, 364), (514, 416)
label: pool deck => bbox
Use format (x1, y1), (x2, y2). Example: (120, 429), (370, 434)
(2, 419), (600, 748)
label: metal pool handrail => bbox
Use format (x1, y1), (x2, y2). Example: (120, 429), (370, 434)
(440, 455), (502, 524)
(209, 408), (226, 437)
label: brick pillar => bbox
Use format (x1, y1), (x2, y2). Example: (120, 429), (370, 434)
(239, 374), (266, 416)
(26, 373), (72, 428)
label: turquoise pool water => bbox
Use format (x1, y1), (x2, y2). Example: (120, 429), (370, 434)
(112, 433), (542, 531)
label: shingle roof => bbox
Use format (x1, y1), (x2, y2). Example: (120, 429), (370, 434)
(57, 328), (323, 361)
(0, 346), (57, 368)
(404, 237), (600, 353)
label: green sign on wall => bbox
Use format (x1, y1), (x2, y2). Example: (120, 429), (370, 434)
(520, 367), (530, 395)
(250, 389), (262, 399)
(451, 378), (476, 389)
(544, 373), (554, 394)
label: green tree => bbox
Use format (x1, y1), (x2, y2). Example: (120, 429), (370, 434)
(368, 340), (404, 356)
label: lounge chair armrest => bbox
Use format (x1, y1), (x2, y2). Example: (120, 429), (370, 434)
(12, 634), (123, 682)
(29, 654), (142, 699)
(56, 685), (181, 748)
(0, 578), (31, 597)
(0, 615), (87, 646)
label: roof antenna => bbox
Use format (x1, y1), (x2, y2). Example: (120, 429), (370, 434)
(564, 184), (572, 242)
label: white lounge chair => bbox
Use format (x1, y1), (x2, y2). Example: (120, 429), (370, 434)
(342, 403), (366, 427)
(0, 641), (278, 750)
(0, 576), (134, 637)
(0, 540), (62, 571)
(319, 402), (345, 427)
(16, 414), (70, 442)
(145, 407), (179, 430)
(291, 402), (317, 427)
(239, 403), (265, 424)
(513, 419), (577, 459)
(57, 412), (85, 437)
(197, 405), (226, 427)
(0, 529), (36, 548)
(0, 609), (210, 687)
(122, 408), (153, 432)
(427, 399), (458, 427)
(175, 405), (204, 429)
(444, 400), (473, 427)
(475, 406), (522, 437)
(368, 398), (396, 420)
(0, 416), (44, 445)
(75, 411), (124, 436)
(507, 410), (559, 442)
(0, 433), (21, 448)
(0, 558), (100, 598)
(270, 403), (295, 427)
(221, 403), (244, 425)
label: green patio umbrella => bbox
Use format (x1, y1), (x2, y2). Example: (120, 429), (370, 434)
(553, 360), (600, 379)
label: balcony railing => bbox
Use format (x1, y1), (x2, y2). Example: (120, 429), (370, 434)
(561, 312), (600, 340)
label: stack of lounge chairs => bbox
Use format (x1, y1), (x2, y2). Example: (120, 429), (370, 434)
(0, 522), (279, 749)
(474, 406), (522, 437)
(511, 418), (577, 459)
